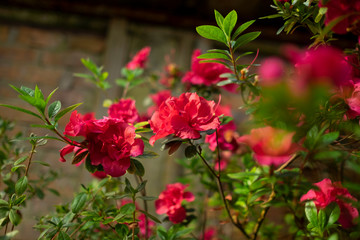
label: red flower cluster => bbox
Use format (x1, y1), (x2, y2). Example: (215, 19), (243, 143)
(147, 90), (172, 116)
(155, 183), (195, 224)
(182, 49), (237, 92)
(60, 111), (144, 177)
(319, 0), (360, 35)
(108, 98), (140, 124)
(126, 47), (151, 70)
(149, 92), (220, 145)
(301, 178), (359, 228)
(238, 126), (300, 167)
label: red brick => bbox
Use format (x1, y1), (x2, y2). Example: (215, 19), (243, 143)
(0, 64), (21, 81)
(67, 34), (105, 53)
(0, 46), (38, 63)
(0, 26), (9, 42)
(19, 66), (64, 88)
(41, 51), (97, 68)
(17, 26), (64, 49)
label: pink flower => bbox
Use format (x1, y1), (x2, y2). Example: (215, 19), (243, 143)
(108, 98), (140, 124)
(92, 171), (107, 179)
(126, 47), (151, 70)
(138, 213), (155, 238)
(182, 49), (237, 92)
(295, 46), (352, 89)
(258, 57), (286, 86)
(202, 227), (217, 240)
(238, 126), (300, 167)
(149, 92), (220, 145)
(300, 178), (358, 228)
(319, 0), (360, 35)
(205, 105), (239, 152)
(346, 82), (360, 118)
(155, 183), (195, 224)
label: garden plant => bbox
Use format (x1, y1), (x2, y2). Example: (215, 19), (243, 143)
(1, 0), (360, 239)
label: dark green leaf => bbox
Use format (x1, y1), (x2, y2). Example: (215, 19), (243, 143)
(71, 192), (87, 213)
(134, 151), (158, 159)
(15, 176), (28, 195)
(0, 200), (8, 206)
(228, 172), (260, 180)
(130, 158), (145, 177)
(45, 88), (58, 106)
(137, 196), (157, 201)
(85, 155), (99, 173)
(185, 145), (197, 158)
(32, 160), (50, 167)
(13, 195), (26, 206)
(48, 101), (61, 119)
(319, 132), (339, 147)
(139, 209), (162, 223)
(72, 151), (88, 165)
(196, 25), (227, 44)
(115, 224), (129, 237)
(318, 209), (326, 230)
(233, 31), (261, 50)
(327, 204), (340, 226)
(11, 165), (26, 172)
(233, 20), (255, 39)
(58, 231), (72, 240)
(120, 203), (136, 215)
(54, 103), (82, 122)
(199, 59), (231, 68)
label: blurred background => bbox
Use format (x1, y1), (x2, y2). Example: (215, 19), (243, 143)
(0, 0), (356, 239)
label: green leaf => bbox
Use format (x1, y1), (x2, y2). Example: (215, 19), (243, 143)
(115, 78), (128, 87)
(318, 132), (339, 147)
(11, 165), (26, 172)
(19, 86), (34, 96)
(13, 195), (26, 206)
(233, 31), (261, 50)
(196, 25), (227, 44)
(214, 10), (224, 28)
(199, 59), (231, 68)
(130, 158), (145, 177)
(134, 151), (158, 159)
(185, 145), (197, 158)
(32, 160), (50, 167)
(54, 103), (82, 122)
(134, 121), (149, 128)
(217, 79), (239, 87)
(71, 192), (87, 213)
(228, 172), (260, 180)
(14, 156), (28, 166)
(9, 210), (21, 226)
(223, 10), (237, 38)
(15, 176), (28, 195)
(327, 204), (340, 226)
(45, 88), (58, 106)
(115, 224), (129, 237)
(233, 20), (256, 39)
(305, 201), (318, 227)
(137, 196), (157, 201)
(48, 101), (61, 119)
(197, 53), (231, 61)
(139, 209), (162, 223)
(318, 209), (327, 230)
(120, 203), (136, 215)
(58, 231), (72, 240)
(0, 199), (8, 206)
(0, 104), (43, 120)
(85, 155), (98, 173)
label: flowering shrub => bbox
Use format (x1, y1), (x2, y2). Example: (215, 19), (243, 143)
(1, 1), (360, 240)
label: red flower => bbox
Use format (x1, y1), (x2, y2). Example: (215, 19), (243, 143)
(108, 98), (140, 124)
(346, 82), (360, 118)
(300, 178), (359, 228)
(205, 105), (239, 152)
(238, 126), (300, 167)
(138, 213), (155, 238)
(258, 57), (286, 86)
(182, 49), (237, 92)
(149, 92), (220, 145)
(147, 90), (172, 116)
(319, 0), (360, 35)
(159, 63), (183, 87)
(155, 183), (195, 224)
(87, 118), (144, 177)
(295, 46), (352, 89)
(126, 47), (151, 70)
(64, 111), (95, 137)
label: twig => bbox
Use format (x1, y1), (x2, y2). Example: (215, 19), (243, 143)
(135, 175), (150, 240)
(190, 141), (251, 239)
(25, 144), (36, 177)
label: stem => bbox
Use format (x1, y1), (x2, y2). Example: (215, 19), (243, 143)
(135, 175), (149, 240)
(190, 142), (251, 239)
(45, 118), (81, 147)
(252, 183), (275, 240)
(69, 220), (87, 238)
(25, 144), (36, 177)
(122, 81), (130, 99)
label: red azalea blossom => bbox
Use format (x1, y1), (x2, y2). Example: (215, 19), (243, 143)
(300, 178), (359, 228)
(147, 90), (172, 116)
(155, 183), (195, 224)
(61, 116), (144, 177)
(202, 227), (217, 240)
(258, 57), (286, 86)
(149, 92), (220, 145)
(182, 49), (237, 92)
(205, 104), (239, 152)
(346, 82), (360, 118)
(295, 46), (352, 89)
(319, 0), (360, 35)
(108, 98), (140, 124)
(126, 46), (151, 70)
(238, 126), (300, 167)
